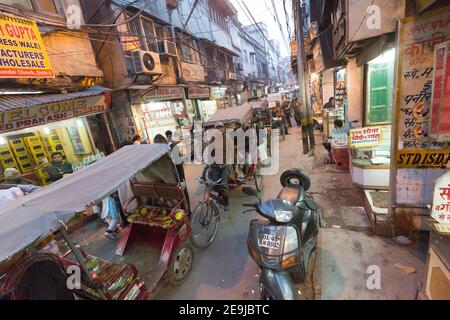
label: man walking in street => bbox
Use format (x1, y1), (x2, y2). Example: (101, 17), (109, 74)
(283, 98), (293, 128)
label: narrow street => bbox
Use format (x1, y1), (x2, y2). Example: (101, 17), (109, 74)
(156, 127), (428, 300)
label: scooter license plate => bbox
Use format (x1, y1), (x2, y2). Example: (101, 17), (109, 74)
(259, 233), (281, 249)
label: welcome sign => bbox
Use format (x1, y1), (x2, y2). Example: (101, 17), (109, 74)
(0, 13), (54, 78)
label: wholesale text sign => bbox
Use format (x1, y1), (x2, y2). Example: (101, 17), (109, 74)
(0, 13), (54, 78)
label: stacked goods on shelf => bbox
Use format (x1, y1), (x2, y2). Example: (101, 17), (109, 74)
(9, 138), (33, 173)
(34, 166), (52, 186)
(0, 144), (19, 171)
(41, 133), (66, 160)
(23, 136), (48, 165)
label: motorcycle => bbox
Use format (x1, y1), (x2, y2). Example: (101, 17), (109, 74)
(242, 169), (320, 300)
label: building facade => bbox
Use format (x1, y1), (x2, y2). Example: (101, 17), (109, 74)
(0, 0), (113, 186)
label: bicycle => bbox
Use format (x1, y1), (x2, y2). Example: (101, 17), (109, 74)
(189, 175), (224, 249)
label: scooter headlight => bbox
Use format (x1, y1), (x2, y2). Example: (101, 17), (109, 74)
(273, 210), (293, 223)
(281, 226), (300, 268)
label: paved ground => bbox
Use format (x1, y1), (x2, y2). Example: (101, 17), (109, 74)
(155, 127), (428, 300)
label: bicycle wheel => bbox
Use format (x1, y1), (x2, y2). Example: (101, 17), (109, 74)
(190, 201), (220, 249)
(254, 172), (264, 192)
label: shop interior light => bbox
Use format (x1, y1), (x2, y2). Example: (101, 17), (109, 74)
(77, 119), (84, 128)
(369, 48), (396, 65)
(43, 127), (51, 135)
(0, 91), (44, 95)
(0, 136), (7, 146)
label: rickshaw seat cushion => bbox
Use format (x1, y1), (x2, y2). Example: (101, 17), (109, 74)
(131, 182), (183, 200)
(85, 256), (140, 299)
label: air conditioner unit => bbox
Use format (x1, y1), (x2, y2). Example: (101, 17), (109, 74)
(236, 63), (243, 71)
(131, 50), (162, 75)
(158, 40), (178, 57)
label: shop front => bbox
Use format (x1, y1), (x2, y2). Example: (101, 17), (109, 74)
(390, 8), (450, 300)
(133, 86), (189, 142)
(347, 47), (395, 192)
(211, 86), (231, 110)
(0, 88), (111, 186)
(186, 86), (211, 127)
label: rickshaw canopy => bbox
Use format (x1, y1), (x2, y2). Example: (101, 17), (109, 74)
(0, 144), (174, 261)
(249, 99), (269, 110)
(204, 103), (253, 127)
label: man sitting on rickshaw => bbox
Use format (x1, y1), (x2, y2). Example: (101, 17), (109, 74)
(203, 122), (234, 211)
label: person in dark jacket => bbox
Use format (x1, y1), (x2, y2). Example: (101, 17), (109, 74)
(47, 152), (73, 182)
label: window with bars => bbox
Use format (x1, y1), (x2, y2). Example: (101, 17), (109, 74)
(1, 0), (62, 16)
(140, 17), (158, 52)
(208, 0), (229, 33)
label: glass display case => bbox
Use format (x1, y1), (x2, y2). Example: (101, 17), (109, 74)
(323, 107), (344, 139)
(349, 125), (391, 189)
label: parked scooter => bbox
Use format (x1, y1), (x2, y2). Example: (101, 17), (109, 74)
(242, 169), (320, 300)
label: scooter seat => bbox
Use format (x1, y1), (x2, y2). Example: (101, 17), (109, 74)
(277, 186), (303, 205)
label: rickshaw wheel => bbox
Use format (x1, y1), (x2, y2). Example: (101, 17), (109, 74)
(168, 243), (194, 286)
(190, 201), (220, 249)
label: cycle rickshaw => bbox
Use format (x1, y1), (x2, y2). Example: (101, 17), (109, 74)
(0, 144), (193, 300)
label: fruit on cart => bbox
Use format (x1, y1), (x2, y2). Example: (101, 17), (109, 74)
(139, 207), (148, 216)
(86, 257), (99, 270)
(174, 210), (184, 221)
(128, 213), (139, 223)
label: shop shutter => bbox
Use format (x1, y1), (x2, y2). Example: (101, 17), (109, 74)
(368, 63), (389, 124)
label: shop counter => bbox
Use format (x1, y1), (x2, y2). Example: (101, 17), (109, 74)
(421, 230), (450, 300)
(349, 157), (390, 190)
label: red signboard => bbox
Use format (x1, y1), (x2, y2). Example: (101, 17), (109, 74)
(145, 86), (184, 100)
(187, 87), (210, 99)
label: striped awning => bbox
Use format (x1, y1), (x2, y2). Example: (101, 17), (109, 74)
(0, 87), (108, 112)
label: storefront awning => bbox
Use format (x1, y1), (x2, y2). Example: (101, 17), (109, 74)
(0, 87), (110, 134)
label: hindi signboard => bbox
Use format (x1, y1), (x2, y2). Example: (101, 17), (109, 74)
(350, 126), (383, 148)
(145, 86), (184, 101)
(0, 13), (54, 78)
(431, 171), (450, 224)
(395, 8), (450, 159)
(187, 87), (210, 99)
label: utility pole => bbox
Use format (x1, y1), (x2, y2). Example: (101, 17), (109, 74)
(293, 0), (315, 154)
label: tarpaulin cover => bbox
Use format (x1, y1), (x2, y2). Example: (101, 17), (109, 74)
(0, 144), (171, 261)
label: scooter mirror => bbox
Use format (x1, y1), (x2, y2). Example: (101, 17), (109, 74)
(242, 187), (258, 197)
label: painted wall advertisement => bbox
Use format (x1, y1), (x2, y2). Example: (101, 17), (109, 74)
(396, 8), (450, 168)
(0, 13), (54, 78)
(350, 127), (383, 148)
(431, 171), (450, 224)
(0, 94), (109, 133)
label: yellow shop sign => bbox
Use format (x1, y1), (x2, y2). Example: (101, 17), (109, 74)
(0, 13), (54, 78)
(396, 149), (450, 168)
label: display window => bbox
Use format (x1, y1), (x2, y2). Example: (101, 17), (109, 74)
(365, 48), (395, 125)
(0, 117), (96, 186)
(200, 100), (218, 121)
(139, 100), (189, 142)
